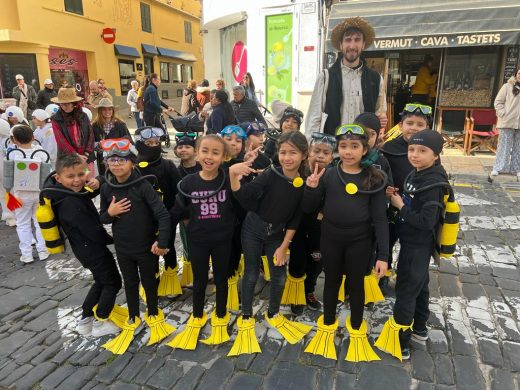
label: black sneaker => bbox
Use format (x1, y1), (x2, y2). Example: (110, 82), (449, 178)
(412, 328), (429, 342)
(306, 293), (322, 311)
(401, 346), (410, 360)
(291, 304), (304, 316)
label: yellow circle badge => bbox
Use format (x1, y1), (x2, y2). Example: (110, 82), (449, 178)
(345, 183), (358, 195)
(293, 177), (304, 188)
(138, 161), (149, 168)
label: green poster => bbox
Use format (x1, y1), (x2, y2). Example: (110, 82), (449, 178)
(266, 13), (293, 107)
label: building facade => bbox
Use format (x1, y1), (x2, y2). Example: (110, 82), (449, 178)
(0, 0), (202, 104)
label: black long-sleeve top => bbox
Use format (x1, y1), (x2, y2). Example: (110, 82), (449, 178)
(170, 170), (236, 244)
(302, 167), (389, 261)
(137, 158), (180, 210)
(233, 167), (304, 230)
(398, 164), (448, 246)
(178, 162), (202, 178)
(380, 136), (412, 191)
(99, 170), (171, 255)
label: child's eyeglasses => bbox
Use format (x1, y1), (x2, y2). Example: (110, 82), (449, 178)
(403, 103), (433, 115)
(106, 156), (130, 165)
(311, 132), (337, 146)
(220, 125), (247, 140)
(137, 127), (165, 140)
(335, 124), (365, 138)
(100, 138), (131, 151)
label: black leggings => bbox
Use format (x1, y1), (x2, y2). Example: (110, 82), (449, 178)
(288, 227), (322, 294)
(189, 241), (231, 318)
(163, 234), (178, 270)
(81, 249), (122, 319)
(228, 221), (243, 277)
(117, 252), (159, 319)
(321, 221), (372, 329)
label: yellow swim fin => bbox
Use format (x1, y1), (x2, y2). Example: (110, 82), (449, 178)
(261, 256), (271, 281)
(144, 309), (176, 346)
(265, 312), (311, 344)
(227, 316), (261, 356)
(345, 316), (380, 362)
(227, 273), (240, 312)
(158, 266), (183, 297)
(201, 310), (230, 345)
(102, 317), (141, 355)
(281, 273), (307, 305)
(237, 254), (245, 277)
(304, 315), (338, 360)
(93, 304), (129, 330)
(167, 313), (207, 350)
(139, 284), (147, 303)
(180, 257), (194, 287)
(374, 316), (413, 361)
(364, 271), (385, 304)
(338, 275), (346, 302)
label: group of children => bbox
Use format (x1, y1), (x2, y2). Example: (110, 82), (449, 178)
(1, 100), (452, 362)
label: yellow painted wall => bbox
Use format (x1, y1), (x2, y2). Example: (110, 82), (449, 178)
(0, 0), (202, 96)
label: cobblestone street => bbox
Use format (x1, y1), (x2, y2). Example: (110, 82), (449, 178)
(1, 171), (520, 390)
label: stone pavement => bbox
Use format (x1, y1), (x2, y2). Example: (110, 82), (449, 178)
(2, 151), (520, 389)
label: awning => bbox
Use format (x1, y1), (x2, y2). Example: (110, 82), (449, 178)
(141, 44), (158, 56)
(113, 44), (140, 58)
(327, 0), (520, 52)
(157, 47), (197, 62)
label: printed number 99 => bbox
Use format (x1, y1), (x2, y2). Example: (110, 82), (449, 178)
(201, 203), (218, 215)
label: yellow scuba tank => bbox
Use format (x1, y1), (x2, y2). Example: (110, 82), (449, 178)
(36, 197), (65, 254)
(438, 192), (460, 258)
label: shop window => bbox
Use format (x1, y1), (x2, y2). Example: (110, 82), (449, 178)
(170, 63), (181, 83)
(185, 65), (193, 81)
(184, 21), (192, 43)
(118, 60), (135, 95)
(143, 57), (154, 76)
(0, 54), (39, 99)
(439, 47), (500, 108)
(160, 62), (170, 83)
(64, 0), (83, 15)
(140, 2), (152, 33)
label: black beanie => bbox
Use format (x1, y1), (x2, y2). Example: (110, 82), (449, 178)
(175, 135), (196, 148)
(409, 129), (444, 155)
(354, 112), (381, 135)
(280, 108), (303, 130)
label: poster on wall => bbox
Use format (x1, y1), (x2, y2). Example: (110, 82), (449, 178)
(231, 41), (248, 83)
(266, 13), (293, 107)
(48, 48), (89, 97)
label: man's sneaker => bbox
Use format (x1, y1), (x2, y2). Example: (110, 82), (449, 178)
(77, 316), (93, 336)
(412, 328), (429, 342)
(401, 346), (410, 360)
(38, 250), (50, 261)
(20, 255), (34, 264)
(92, 319), (120, 337)
(291, 304), (304, 316)
(306, 293), (322, 311)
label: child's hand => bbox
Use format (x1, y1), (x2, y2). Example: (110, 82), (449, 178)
(390, 193), (404, 209)
(108, 196), (131, 217)
(243, 144), (262, 163)
(306, 163), (325, 188)
(374, 260), (388, 279)
(385, 186), (398, 199)
(151, 241), (169, 256)
(86, 178), (100, 190)
(273, 246), (289, 266)
(229, 161), (255, 181)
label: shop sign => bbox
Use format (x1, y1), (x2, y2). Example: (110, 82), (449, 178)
(231, 41), (247, 83)
(48, 49), (88, 70)
(368, 31), (519, 51)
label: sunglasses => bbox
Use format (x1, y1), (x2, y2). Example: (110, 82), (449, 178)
(283, 108), (304, 120)
(403, 103), (433, 115)
(220, 125), (247, 140)
(335, 124), (365, 137)
(311, 132), (337, 146)
(100, 138), (131, 151)
(175, 132), (197, 138)
(137, 127), (165, 140)
(246, 122), (267, 135)
(106, 156), (130, 165)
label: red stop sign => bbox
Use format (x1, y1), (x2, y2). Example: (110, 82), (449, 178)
(102, 28), (116, 44)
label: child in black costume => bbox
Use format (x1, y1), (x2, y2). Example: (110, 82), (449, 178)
(376, 130), (448, 361)
(43, 153), (122, 338)
(99, 138), (173, 354)
(135, 126), (182, 297)
(169, 134), (236, 349)
(303, 124), (388, 362)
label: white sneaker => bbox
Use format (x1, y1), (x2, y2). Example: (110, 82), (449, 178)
(77, 316), (93, 335)
(6, 218), (16, 227)
(91, 319), (120, 337)
(38, 250), (50, 261)
(490, 170), (499, 177)
(20, 255), (34, 264)
(31, 238), (36, 246)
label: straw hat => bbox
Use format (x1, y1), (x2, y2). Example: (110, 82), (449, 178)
(51, 88), (82, 103)
(330, 17), (375, 50)
(95, 98), (117, 109)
